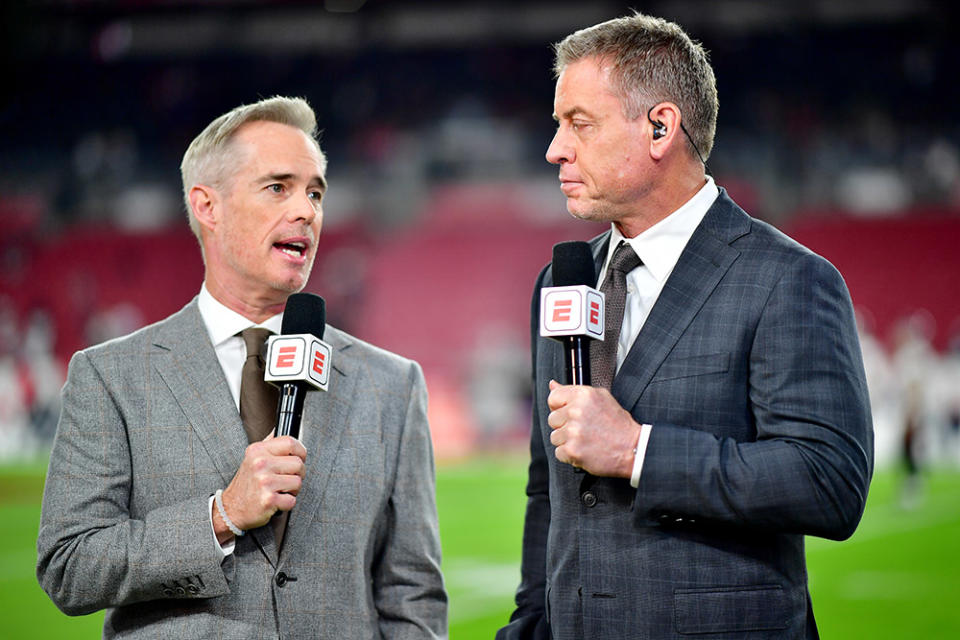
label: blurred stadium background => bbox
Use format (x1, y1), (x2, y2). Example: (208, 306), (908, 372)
(1, 0), (959, 637)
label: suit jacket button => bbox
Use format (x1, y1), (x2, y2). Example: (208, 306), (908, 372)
(276, 572), (288, 587)
(162, 588), (174, 597)
(175, 586), (186, 596)
(581, 491), (597, 508)
(187, 584), (200, 594)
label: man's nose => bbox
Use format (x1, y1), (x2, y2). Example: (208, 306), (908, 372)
(289, 192), (320, 225)
(546, 129), (572, 165)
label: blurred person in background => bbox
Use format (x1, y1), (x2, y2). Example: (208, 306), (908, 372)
(36, 96), (446, 639)
(891, 312), (938, 507)
(499, 12), (873, 640)
(0, 305), (32, 459)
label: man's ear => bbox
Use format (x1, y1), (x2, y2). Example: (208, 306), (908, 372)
(188, 184), (219, 232)
(647, 102), (682, 160)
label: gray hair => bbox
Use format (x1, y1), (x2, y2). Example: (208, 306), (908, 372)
(180, 96), (325, 238)
(553, 12), (718, 160)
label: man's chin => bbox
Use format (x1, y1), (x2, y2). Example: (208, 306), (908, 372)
(272, 272), (311, 296)
(567, 203), (609, 224)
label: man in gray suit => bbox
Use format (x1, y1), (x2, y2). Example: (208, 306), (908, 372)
(37, 96), (447, 638)
(499, 13), (873, 640)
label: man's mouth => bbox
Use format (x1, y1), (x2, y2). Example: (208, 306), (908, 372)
(274, 241), (308, 258)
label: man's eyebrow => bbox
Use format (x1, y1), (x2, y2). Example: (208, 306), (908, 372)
(554, 107), (591, 122)
(256, 173), (295, 184)
(256, 173), (327, 191)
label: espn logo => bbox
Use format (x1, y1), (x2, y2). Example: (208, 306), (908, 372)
(540, 285), (604, 340)
(264, 334), (332, 391)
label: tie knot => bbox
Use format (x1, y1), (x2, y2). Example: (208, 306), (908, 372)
(240, 328), (272, 361)
(609, 241), (642, 275)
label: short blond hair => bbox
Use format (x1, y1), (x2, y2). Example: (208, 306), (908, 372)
(180, 96), (325, 238)
(554, 12), (718, 160)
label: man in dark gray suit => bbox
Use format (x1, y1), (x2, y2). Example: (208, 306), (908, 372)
(37, 96), (447, 638)
(499, 13), (873, 640)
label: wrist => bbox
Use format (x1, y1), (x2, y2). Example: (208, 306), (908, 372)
(623, 425), (642, 478)
(213, 489), (244, 541)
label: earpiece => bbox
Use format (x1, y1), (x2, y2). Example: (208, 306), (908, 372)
(645, 104), (710, 172)
(646, 106), (667, 140)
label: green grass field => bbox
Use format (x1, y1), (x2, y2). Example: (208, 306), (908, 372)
(3, 457), (959, 638)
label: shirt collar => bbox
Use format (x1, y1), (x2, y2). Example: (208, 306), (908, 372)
(606, 175), (719, 284)
(197, 283), (284, 347)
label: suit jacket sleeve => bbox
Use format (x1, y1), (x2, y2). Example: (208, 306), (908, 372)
(36, 350), (231, 616)
(634, 251), (874, 540)
(372, 361), (448, 639)
(497, 265), (552, 640)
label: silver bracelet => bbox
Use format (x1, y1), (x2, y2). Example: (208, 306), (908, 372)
(214, 489), (244, 537)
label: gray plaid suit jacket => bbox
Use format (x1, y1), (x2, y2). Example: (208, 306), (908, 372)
(500, 190), (873, 639)
(37, 298), (447, 639)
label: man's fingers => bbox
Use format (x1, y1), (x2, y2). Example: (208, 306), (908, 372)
(549, 426), (563, 447)
(268, 472), (303, 497)
(274, 492), (298, 512)
(265, 455), (306, 477)
(547, 407), (566, 429)
(553, 444), (576, 467)
(260, 435), (308, 460)
(547, 380), (570, 410)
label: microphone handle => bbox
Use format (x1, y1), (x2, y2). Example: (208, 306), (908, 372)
(275, 383), (306, 439)
(563, 336), (592, 386)
(561, 336), (591, 474)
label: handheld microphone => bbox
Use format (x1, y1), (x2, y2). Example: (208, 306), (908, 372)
(539, 241), (604, 385)
(264, 292), (331, 439)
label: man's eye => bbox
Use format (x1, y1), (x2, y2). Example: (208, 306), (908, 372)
(309, 190), (323, 201)
(268, 184), (284, 194)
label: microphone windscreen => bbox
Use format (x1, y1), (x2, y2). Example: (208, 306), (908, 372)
(552, 241), (596, 287)
(281, 292), (327, 339)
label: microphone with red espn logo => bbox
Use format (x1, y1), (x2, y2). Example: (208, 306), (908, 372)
(540, 241), (604, 385)
(264, 292), (331, 439)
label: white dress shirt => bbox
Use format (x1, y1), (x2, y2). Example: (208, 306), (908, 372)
(596, 177), (720, 487)
(197, 283), (284, 555)
(197, 284), (284, 410)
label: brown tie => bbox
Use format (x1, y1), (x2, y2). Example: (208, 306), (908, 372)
(590, 241), (643, 389)
(239, 328), (287, 547)
(240, 328), (278, 442)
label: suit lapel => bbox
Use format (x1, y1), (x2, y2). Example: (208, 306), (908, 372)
(151, 300), (248, 483)
(589, 232), (611, 278)
(281, 327), (357, 556)
(611, 190), (750, 413)
(150, 299), (280, 564)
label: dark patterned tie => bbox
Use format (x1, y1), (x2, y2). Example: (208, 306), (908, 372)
(590, 241), (643, 389)
(239, 328), (287, 547)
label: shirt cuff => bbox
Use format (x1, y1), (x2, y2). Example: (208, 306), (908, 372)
(208, 495), (236, 558)
(629, 423), (653, 489)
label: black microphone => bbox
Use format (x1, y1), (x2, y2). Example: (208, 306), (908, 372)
(264, 292), (331, 439)
(541, 241), (604, 385)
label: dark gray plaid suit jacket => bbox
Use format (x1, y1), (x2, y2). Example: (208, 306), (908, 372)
(500, 190), (873, 639)
(37, 299), (447, 639)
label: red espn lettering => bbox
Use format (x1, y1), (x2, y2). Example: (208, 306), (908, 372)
(589, 300), (600, 325)
(312, 352), (326, 376)
(552, 299), (573, 323)
(275, 346), (298, 368)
